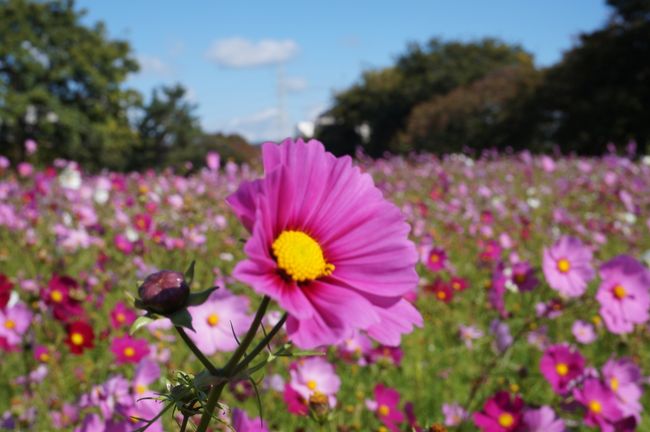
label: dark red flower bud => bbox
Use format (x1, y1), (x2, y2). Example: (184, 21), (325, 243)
(138, 270), (189, 314)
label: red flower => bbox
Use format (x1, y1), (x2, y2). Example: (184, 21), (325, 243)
(133, 213), (152, 233)
(428, 279), (453, 303)
(65, 321), (95, 354)
(450, 276), (469, 292)
(0, 274), (13, 310)
(42, 275), (86, 323)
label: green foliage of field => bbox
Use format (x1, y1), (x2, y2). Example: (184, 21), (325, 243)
(1, 153), (649, 431)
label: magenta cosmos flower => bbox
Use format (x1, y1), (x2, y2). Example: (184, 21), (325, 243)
(232, 408), (269, 432)
(110, 335), (150, 364)
(227, 139), (422, 348)
(521, 406), (565, 432)
(602, 357), (643, 421)
(187, 289), (253, 355)
(596, 255), (650, 334)
(542, 236), (595, 297)
(366, 384), (404, 432)
(540, 344), (585, 394)
(473, 391), (524, 432)
(573, 378), (623, 430)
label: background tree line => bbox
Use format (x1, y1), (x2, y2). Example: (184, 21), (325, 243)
(1, 0), (649, 170)
(316, 0), (650, 157)
(0, 0), (255, 171)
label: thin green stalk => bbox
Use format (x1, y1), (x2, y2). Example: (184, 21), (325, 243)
(175, 326), (220, 376)
(195, 295), (271, 432)
(234, 312), (288, 375)
(179, 414), (189, 432)
(223, 295), (271, 372)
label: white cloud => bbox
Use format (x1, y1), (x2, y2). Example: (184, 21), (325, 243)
(205, 37), (299, 68)
(206, 107), (292, 142)
(283, 76), (308, 92)
(137, 55), (173, 76)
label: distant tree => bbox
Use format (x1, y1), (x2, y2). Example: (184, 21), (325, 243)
(401, 65), (542, 154)
(130, 84), (202, 170)
(536, 0), (650, 153)
(198, 133), (259, 165)
(315, 38), (533, 156)
(0, 0), (141, 169)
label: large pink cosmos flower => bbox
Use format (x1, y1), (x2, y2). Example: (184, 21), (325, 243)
(542, 236), (595, 297)
(227, 139), (422, 348)
(539, 344), (585, 395)
(596, 255), (650, 334)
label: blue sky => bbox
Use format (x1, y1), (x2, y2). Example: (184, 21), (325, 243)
(77, 1), (611, 143)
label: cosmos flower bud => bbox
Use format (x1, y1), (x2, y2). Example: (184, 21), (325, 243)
(138, 270), (189, 314)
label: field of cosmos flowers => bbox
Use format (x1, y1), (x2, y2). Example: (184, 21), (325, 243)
(0, 139), (649, 432)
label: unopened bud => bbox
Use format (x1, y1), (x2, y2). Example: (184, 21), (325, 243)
(138, 270), (189, 314)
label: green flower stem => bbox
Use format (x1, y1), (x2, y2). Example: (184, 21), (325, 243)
(195, 295), (271, 432)
(175, 326), (221, 376)
(233, 312), (288, 375)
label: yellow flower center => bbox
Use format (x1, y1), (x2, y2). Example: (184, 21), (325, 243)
(116, 313), (126, 323)
(430, 253), (439, 263)
(610, 377), (619, 391)
(272, 230), (334, 282)
(124, 347), (135, 357)
(436, 290), (447, 300)
(589, 400), (602, 414)
(452, 282), (461, 290)
(498, 413), (514, 427)
(306, 379), (317, 390)
(135, 384), (147, 394)
(206, 313), (220, 327)
(613, 284), (626, 299)
(556, 258), (571, 273)
(555, 363), (569, 376)
(4, 319), (15, 330)
(71, 333), (84, 346)
(51, 290), (63, 303)
(378, 404), (390, 417)
(39, 353), (50, 362)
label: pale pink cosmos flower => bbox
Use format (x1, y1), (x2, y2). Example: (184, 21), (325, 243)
(542, 236), (595, 297)
(187, 289), (253, 354)
(289, 357), (340, 408)
(596, 255), (650, 334)
(571, 320), (596, 344)
(0, 302), (33, 347)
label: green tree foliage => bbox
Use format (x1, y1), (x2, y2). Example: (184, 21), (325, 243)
(0, 0), (141, 169)
(131, 84), (202, 170)
(536, 0), (650, 154)
(316, 38), (533, 156)
(401, 65), (542, 153)
(199, 133), (259, 165)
